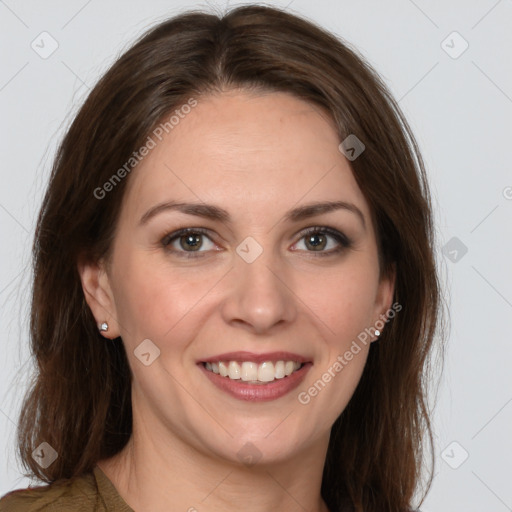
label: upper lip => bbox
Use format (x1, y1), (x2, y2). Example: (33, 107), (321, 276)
(199, 351), (311, 364)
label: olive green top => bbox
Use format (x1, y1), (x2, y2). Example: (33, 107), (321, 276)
(0, 466), (134, 511)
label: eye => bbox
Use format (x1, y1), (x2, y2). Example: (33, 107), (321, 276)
(161, 228), (217, 258)
(161, 226), (351, 259)
(292, 226), (351, 256)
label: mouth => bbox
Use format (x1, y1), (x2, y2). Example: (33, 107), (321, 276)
(202, 360), (303, 384)
(198, 351), (312, 401)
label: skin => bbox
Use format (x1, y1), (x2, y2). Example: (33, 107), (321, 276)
(79, 89), (395, 512)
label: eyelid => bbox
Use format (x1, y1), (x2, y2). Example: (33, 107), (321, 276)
(294, 225), (351, 245)
(290, 225), (352, 255)
(161, 227), (214, 247)
(161, 225), (352, 258)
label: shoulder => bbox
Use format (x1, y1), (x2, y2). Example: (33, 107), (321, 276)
(0, 471), (101, 512)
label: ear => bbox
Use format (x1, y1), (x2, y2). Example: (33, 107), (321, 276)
(371, 263), (397, 342)
(77, 258), (120, 339)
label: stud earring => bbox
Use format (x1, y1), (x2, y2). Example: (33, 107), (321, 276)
(99, 322), (109, 332)
(374, 329), (381, 337)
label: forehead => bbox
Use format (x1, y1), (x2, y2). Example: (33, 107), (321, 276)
(123, 90), (370, 222)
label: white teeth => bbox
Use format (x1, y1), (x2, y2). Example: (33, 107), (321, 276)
(218, 361), (229, 377)
(204, 360), (303, 383)
(241, 362), (258, 381)
(228, 361), (241, 380)
(258, 361), (275, 382)
(275, 361), (285, 379)
(284, 361), (295, 376)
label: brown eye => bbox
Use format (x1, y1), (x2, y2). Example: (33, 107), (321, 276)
(304, 233), (327, 251)
(293, 227), (351, 256)
(161, 228), (217, 258)
(179, 233), (203, 251)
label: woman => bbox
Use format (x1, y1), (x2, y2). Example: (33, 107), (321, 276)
(0, 4), (442, 512)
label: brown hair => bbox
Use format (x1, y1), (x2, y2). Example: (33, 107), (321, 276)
(15, 5), (442, 512)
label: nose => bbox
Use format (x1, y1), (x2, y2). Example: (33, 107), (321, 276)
(220, 248), (297, 334)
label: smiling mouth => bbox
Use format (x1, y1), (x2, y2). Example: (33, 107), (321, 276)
(203, 360), (303, 384)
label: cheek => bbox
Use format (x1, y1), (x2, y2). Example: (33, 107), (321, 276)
(295, 255), (380, 341)
(110, 249), (216, 347)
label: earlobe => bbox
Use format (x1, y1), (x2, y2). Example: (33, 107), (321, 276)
(77, 259), (120, 339)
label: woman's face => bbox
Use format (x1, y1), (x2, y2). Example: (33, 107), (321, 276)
(83, 90), (394, 466)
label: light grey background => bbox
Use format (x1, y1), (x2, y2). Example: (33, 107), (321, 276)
(1, 1), (511, 510)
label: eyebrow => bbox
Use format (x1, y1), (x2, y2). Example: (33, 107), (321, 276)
(139, 200), (366, 228)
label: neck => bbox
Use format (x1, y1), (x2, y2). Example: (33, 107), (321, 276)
(98, 410), (331, 512)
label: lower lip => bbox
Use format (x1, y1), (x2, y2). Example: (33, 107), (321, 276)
(199, 363), (312, 402)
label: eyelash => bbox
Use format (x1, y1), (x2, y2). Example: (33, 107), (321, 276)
(161, 226), (352, 259)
